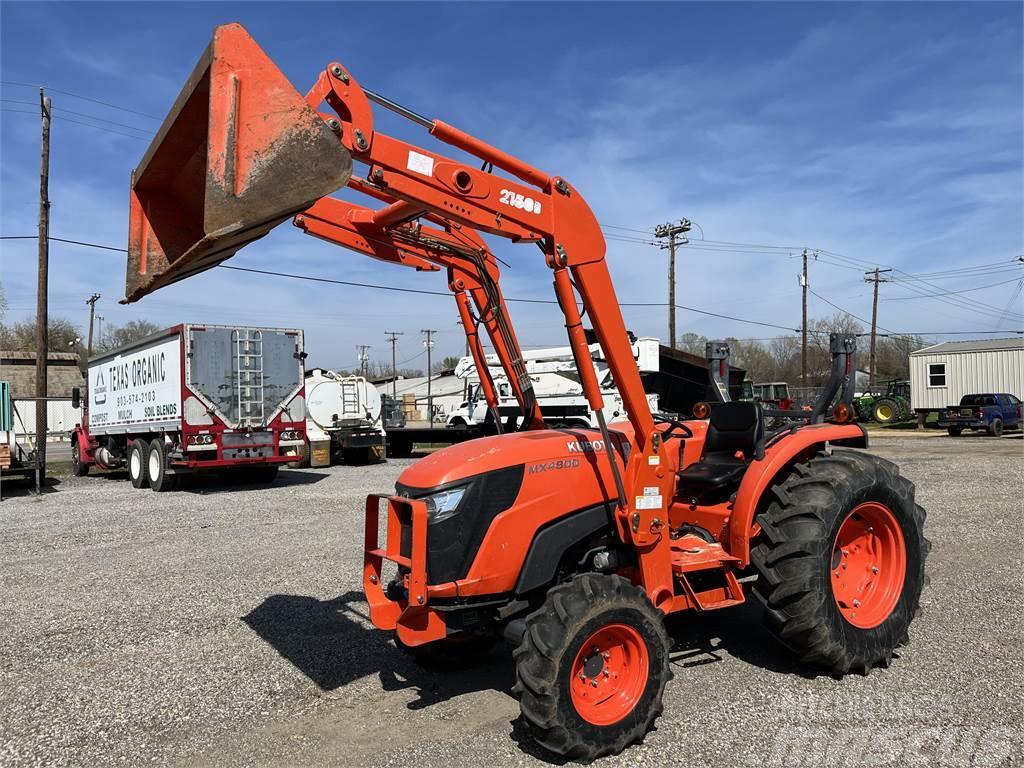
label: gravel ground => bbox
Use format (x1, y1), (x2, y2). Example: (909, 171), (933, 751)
(1, 433), (1022, 767)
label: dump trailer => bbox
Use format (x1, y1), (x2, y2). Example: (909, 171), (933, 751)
(71, 324), (306, 490)
(304, 368), (385, 465)
(124, 24), (928, 761)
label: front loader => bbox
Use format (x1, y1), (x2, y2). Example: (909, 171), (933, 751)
(125, 24), (929, 762)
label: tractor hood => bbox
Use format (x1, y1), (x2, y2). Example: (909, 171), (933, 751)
(396, 427), (628, 491)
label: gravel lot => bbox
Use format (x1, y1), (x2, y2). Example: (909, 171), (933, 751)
(2, 433), (1022, 767)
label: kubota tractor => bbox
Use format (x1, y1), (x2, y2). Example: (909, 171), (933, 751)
(124, 24), (929, 762)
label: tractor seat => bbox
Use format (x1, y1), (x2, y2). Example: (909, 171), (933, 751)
(678, 401), (764, 494)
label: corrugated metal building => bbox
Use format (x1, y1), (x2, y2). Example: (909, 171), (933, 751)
(909, 338), (1023, 412)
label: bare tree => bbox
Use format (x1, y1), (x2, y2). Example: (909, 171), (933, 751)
(93, 320), (163, 353)
(0, 317), (82, 352)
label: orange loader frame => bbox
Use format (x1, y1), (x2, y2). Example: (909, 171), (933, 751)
(125, 23), (869, 629)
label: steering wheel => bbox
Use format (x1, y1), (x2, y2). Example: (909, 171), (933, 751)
(654, 414), (693, 440)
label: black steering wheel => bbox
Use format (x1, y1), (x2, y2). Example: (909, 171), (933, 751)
(654, 413), (693, 440)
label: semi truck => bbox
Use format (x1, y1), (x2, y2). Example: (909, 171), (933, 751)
(71, 324), (306, 490)
(303, 369), (386, 465)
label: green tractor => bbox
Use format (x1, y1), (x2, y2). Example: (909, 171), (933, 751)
(855, 379), (912, 424)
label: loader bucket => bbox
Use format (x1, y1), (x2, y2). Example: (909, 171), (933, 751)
(125, 23), (352, 302)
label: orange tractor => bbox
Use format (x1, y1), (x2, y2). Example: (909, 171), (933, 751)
(125, 25), (928, 761)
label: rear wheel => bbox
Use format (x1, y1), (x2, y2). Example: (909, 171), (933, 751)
(71, 441), (89, 477)
(128, 439), (148, 488)
(147, 438), (177, 492)
(513, 573), (671, 761)
(988, 418), (1003, 437)
(871, 398), (899, 424)
(751, 450), (928, 674)
(946, 426), (963, 437)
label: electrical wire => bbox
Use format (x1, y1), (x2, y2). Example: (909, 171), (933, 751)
(0, 79), (161, 120)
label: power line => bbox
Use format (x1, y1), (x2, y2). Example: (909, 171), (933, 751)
(7, 233), (1021, 338)
(2, 107), (151, 140)
(1, 99), (153, 134)
(883, 275), (1024, 300)
(0, 79), (161, 120)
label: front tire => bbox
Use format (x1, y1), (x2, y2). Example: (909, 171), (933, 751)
(71, 441), (89, 477)
(147, 438), (177, 492)
(128, 439), (148, 488)
(751, 450), (928, 675)
(513, 573), (671, 762)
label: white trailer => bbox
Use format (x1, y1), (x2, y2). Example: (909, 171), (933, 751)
(909, 337), (1023, 414)
(304, 369), (386, 465)
(73, 324), (306, 490)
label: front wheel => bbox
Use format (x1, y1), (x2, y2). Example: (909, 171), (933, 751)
(71, 440), (89, 477)
(513, 573), (671, 761)
(751, 450), (928, 675)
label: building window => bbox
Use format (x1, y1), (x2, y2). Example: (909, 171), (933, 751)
(927, 363), (946, 387)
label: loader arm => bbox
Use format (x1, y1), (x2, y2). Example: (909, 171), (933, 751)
(294, 196), (543, 429)
(126, 23), (673, 604)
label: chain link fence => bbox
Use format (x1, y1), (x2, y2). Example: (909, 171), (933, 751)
(9, 398), (80, 441)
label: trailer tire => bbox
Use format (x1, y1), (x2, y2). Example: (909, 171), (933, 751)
(988, 418), (1003, 437)
(147, 439), (177, 492)
(946, 426), (963, 437)
(71, 441), (89, 477)
(751, 449), (928, 675)
(514, 573), (671, 762)
(128, 439), (148, 488)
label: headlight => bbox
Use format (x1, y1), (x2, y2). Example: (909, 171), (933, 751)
(423, 487), (466, 523)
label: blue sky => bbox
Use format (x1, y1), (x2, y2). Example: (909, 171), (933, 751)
(1, 1), (1021, 370)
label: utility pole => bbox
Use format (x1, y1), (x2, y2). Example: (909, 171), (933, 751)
(85, 294), (101, 356)
(356, 344), (371, 378)
(800, 249), (809, 388)
(864, 268), (893, 384)
(421, 329), (436, 429)
(34, 89), (51, 494)
(654, 219), (691, 349)
(385, 331), (402, 399)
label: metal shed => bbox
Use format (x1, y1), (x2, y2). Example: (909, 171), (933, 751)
(909, 337), (1023, 412)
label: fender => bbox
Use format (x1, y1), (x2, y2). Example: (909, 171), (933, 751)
(728, 423), (868, 566)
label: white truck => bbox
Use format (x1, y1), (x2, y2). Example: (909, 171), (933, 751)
(71, 324), (307, 490)
(304, 369), (386, 465)
(446, 337), (661, 429)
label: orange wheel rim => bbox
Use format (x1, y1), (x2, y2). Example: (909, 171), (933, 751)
(831, 502), (906, 629)
(569, 624), (648, 726)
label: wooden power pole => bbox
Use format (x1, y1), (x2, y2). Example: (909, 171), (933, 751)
(34, 89), (52, 494)
(800, 249), (809, 388)
(654, 219), (691, 349)
(385, 331), (402, 399)
(421, 329), (436, 429)
(86, 293), (101, 355)
(356, 344), (371, 378)
(864, 267), (893, 383)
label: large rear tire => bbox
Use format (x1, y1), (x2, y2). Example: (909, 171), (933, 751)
(513, 573), (671, 762)
(147, 438), (177, 492)
(751, 450), (928, 675)
(988, 418), (1003, 437)
(871, 398), (899, 424)
(128, 439), (148, 488)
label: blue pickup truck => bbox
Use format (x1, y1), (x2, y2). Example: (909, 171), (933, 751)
(938, 393), (1023, 437)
